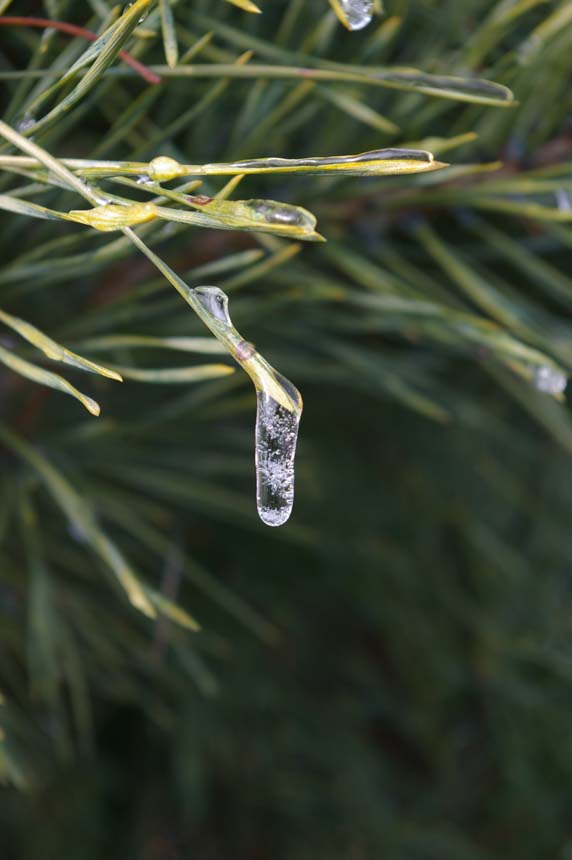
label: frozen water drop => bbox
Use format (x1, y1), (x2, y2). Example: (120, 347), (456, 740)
(332, 0), (373, 31)
(256, 387), (301, 527)
(16, 116), (35, 133)
(556, 189), (572, 212)
(534, 365), (568, 396)
(148, 155), (181, 182)
(193, 286), (232, 325)
(249, 199), (317, 231)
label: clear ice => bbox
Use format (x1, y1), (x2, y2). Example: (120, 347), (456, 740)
(534, 365), (568, 397)
(16, 116), (35, 133)
(193, 286), (232, 325)
(248, 200), (316, 231)
(192, 287), (302, 527)
(335, 0), (373, 31)
(255, 382), (302, 528)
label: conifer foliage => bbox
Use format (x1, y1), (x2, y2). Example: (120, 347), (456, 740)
(2, 2), (572, 858)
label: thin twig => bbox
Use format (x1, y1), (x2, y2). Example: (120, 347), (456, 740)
(0, 16), (162, 85)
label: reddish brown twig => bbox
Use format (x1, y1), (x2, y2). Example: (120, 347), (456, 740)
(0, 16), (162, 85)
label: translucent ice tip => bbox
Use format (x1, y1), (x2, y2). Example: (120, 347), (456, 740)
(330, 0), (373, 31)
(191, 286), (303, 527)
(256, 383), (302, 527)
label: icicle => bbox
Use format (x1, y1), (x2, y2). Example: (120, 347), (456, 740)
(330, 0), (373, 31)
(192, 287), (303, 527)
(255, 379), (302, 527)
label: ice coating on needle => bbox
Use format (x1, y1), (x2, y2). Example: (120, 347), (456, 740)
(214, 148), (436, 177)
(332, 0), (373, 31)
(248, 200), (316, 230)
(186, 197), (319, 239)
(192, 286), (303, 527)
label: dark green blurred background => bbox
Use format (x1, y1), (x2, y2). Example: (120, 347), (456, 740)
(3, 1), (572, 857)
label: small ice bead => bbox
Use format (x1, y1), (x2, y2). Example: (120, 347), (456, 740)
(193, 286), (232, 325)
(255, 391), (301, 527)
(16, 116), (35, 133)
(534, 365), (568, 396)
(148, 156), (182, 182)
(336, 0), (373, 31)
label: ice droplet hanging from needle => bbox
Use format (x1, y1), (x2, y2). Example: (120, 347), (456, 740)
(255, 374), (302, 528)
(534, 365), (568, 397)
(329, 0), (373, 31)
(192, 287), (302, 527)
